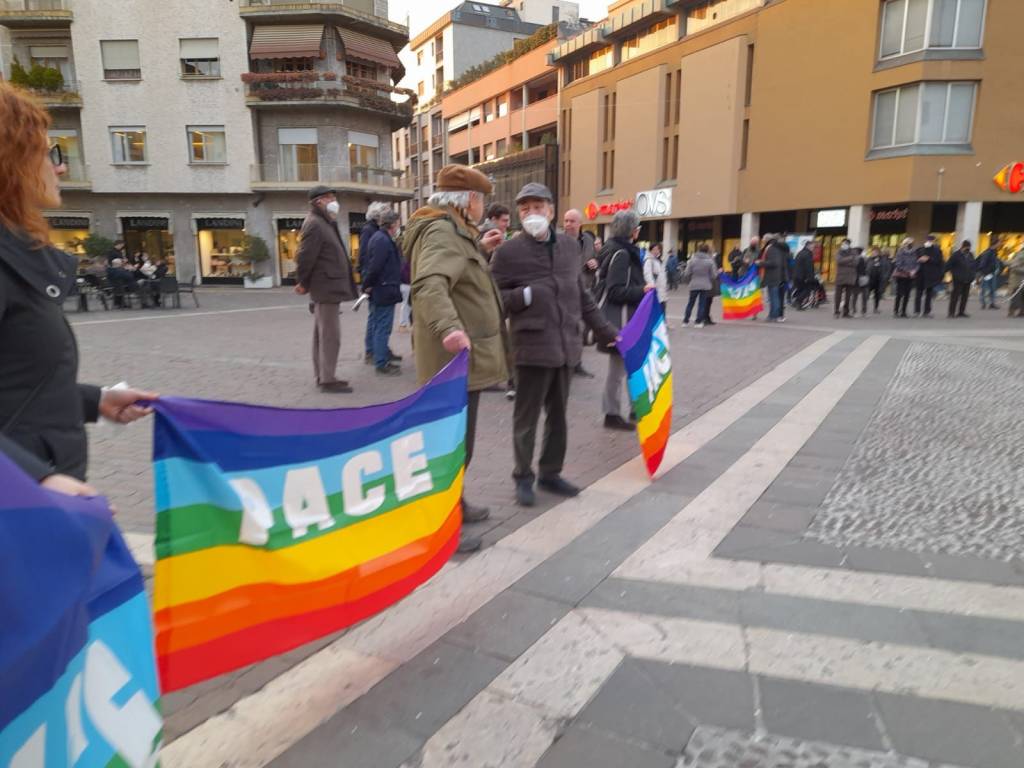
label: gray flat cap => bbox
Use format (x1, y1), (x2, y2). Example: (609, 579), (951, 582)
(515, 182), (553, 203)
(308, 184), (336, 201)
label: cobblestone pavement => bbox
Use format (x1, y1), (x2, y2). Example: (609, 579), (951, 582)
(68, 289), (1024, 767)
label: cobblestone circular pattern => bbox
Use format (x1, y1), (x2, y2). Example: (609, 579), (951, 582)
(805, 343), (1024, 562)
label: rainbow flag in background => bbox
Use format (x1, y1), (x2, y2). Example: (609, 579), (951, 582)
(720, 268), (764, 320)
(617, 293), (673, 477)
(0, 452), (162, 768)
(151, 352), (467, 692)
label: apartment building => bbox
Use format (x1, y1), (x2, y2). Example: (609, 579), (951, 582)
(0, 0), (413, 285)
(556, 0), (1024, 279)
(500, 0), (580, 26)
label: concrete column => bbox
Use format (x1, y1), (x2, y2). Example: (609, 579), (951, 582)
(956, 201), (983, 249)
(847, 205), (870, 248)
(662, 219), (679, 256)
(521, 84), (529, 148)
(740, 212), (760, 244)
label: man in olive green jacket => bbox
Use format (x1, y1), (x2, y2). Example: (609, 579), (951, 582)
(403, 164), (507, 553)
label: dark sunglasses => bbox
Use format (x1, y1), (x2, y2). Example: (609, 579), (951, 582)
(49, 144), (65, 167)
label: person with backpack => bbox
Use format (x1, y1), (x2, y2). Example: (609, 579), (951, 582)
(977, 239), (1003, 310)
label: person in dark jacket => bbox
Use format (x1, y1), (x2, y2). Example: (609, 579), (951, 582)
(491, 184), (618, 506)
(866, 247), (891, 314)
(295, 185), (358, 392)
(0, 82), (156, 494)
(359, 201), (400, 366)
(945, 240), (976, 319)
(892, 237), (918, 318)
(976, 239), (1002, 310)
(914, 235), (944, 317)
(363, 210), (404, 375)
(758, 234), (790, 322)
(853, 248), (869, 316)
(728, 246), (744, 279)
(834, 239), (858, 318)
(792, 241), (815, 308)
(597, 209), (653, 431)
(562, 207), (599, 376)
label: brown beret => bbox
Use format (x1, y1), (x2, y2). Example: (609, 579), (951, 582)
(435, 164), (493, 195)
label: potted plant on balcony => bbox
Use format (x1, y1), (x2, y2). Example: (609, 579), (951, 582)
(240, 234), (274, 289)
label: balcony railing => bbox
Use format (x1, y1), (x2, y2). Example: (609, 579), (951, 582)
(237, 0), (408, 40)
(1, 0), (68, 9)
(251, 163), (414, 193)
(11, 79), (81, 106)
(0, 0), (72, 25)
(242, 73), (414, 120)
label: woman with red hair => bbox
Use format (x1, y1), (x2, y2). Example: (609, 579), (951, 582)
(0, 83), (156, 495)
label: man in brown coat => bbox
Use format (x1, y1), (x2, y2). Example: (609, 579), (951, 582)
(295, 185), (357, 392)
(404, 164), (507, 553)
(491, 183), (618, 507)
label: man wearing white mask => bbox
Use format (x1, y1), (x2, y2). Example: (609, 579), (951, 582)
(490, 183), (618, 507)
(295, 185), (357, 392)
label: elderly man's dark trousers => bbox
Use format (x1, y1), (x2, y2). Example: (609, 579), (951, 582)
(513, 365), (571, 482)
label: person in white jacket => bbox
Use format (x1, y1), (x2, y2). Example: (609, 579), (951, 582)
(643, 242), (668, 316)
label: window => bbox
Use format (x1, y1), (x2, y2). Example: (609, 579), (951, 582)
(497, 95), (508, 116)
(740, 119), (750, 169)
(417, 81), (425, 97)
(589, 46), (613, 75)
(674, 68), (682, 124)
(49, 129), (83, 180)
(346, 61), (378, 80)
(348, 130), (379, 181)
(871, 81), (977, 150)
(603, 94), (611, 141)
(100, 40), (140, 80)
(496, 138), (506, 157)
(188, 126), (227, 163)
(621, 18), (676, 62)
(879, 0), (986, 59)
(278, 127), (318, 182)
(434, 66), (443, 92)
(416, 50), (423, 66)
(420, 158), (429, 182)
(180, 38), (220, 78)
(30, 45), (71, 83)
(435, 35), (444, 62)
(745, 44), (754, 106)
(610, 92), (617, 140)
(664, 72), (672, 127)
(110, 126), (146, 163)
(484, 143), (494, 160)
(484, 99), (494, 122)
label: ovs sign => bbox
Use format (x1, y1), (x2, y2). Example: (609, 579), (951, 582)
(635, 188), (672, 219)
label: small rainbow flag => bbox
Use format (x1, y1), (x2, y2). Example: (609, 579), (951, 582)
(617, 293), (673, 477)
(151, 353), (467, 692)
(720, 268), (764, 320)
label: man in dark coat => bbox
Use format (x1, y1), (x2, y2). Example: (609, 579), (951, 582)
(358, 202), (400, 366)
(914, 235), (944, 317)
(792, 241), (815, 308)
(977, 238), (1002, 310)
(295, 185), (357, 392)
(562, 207), (600, 375)
(945, 239), (976, 319)
(491, 184), (617, 507)
(758, 234), (790, 322)
(363, 210), (404, 375)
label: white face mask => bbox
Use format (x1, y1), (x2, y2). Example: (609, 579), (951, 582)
(325, 200), (340, 217)
(521, 214), (550, 241)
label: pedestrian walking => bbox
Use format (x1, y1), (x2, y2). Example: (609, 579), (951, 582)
(562, 207), (599, 378)
(946, 240), (976, 319)
(666, 250), (681, 290)
(360, 202), (398, 367)
(834, 239), (858, 318)
(490, 183), (618, 507)
(1007, 247), (1024, 318)
(792, 240), (815, 308)
(704, 250), (722, 325)
(892, 237), (917, 317)
(363, 210), (404, 375)
(914, 235), (944, 317)
(643, 242), (669, 317)
(977, 238), (1003, 310)
(597, 210), (653, 431)
(0, 82), (157, 493)
(866, 247), (891, 314)
(758, 234), (789, 322)
(682, 244), (716, 327)
(853, 248), (869, 316)
(295, 185), (358, 392)
(403, 164), (508, 553)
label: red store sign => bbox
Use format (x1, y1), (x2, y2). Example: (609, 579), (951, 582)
(994, 162), (1024, 194)
(584, 200), (633, 220)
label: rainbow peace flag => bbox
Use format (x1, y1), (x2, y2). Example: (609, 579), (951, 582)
(720, 268), (764, 320)
(151, 352), (467, 692)
(617, 292), (673, 477)
(0, 453), (162, 768)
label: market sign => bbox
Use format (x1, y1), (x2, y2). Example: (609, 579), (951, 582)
(871, 206), (909, 222)
(994, 162), (1024, 194)
(635, 188), (672, 219)
(584, 200), (633, 220)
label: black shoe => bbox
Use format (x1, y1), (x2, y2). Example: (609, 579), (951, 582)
(922, 313), (933, 318)
(514, 478), (536, 507)
(389, 351), (403, 362)
(573, 364), (595, 379)
(958, 313), (970, 318)
(704, 319), (716, 325)
(538, 474), (580, 497)
(604, 414), (635, 432)
(456, 533), (482, 553)
(991, 305), (1000, 310)
(461, 500), (490, 523)
(364, 351), (373, 365)
(376, 363), (401, 376)
(319, 381), (353, 393)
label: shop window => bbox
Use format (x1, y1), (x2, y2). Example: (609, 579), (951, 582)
(871, 81), (976, 152)
(122, 219), (175, 274)
(180, 38), (220, 77)
(276, 218), (304, 282)
(188, 126), (227, 164)
(110, 126), (146, 164)
(879, 0), (986, 60)
(100, 39), (140, 80)
(197, 221), (247, 280)
(47, 218), (90, 268)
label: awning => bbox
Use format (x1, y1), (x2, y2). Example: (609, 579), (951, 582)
(336, 26), (400, 69)
(249, 25), (324, 59)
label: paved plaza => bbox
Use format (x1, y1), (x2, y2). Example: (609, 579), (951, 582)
(70, 288), (1024, 768)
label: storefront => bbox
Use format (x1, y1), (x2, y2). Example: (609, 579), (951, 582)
(349, 212), (366, 287)
(980, 202), (1024, 261)
(275, 217), (305, 285)
(46, 215), (91, 267)
(869, 204), (909, 253)
(195, 216), (247, 284)
(682, 218), (713, 256)
(930, 203), (959, 256)
(810, 208), (848, 283)
(121, 215), (175, 273)
(721, 214), (742, 260)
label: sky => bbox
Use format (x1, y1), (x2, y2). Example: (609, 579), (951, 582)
(388, 0), (610, 38)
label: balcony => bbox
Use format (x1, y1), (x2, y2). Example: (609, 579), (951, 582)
(238, 0), (407, 47)
(0, 0), (72, 27)
(28, 79), (82, 108)
(242, 73), (414, 126)
(606, 0), (673, 38)
(251, 163), (414, 199)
